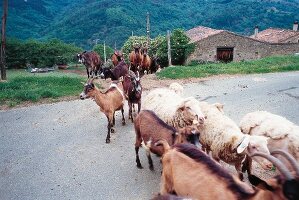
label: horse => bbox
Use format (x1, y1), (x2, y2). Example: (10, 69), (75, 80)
(122, 71), (142, 122)
(140, 47), (152, 75)
(77, 51), (102, 78)
(111, 50), (124, 67)
(100, 60), (129, 81)
(129, 46), (142, 74)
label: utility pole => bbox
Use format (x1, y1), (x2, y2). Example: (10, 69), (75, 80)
(1, 0), (8, 80)
(167, 30), (172, 66)
(103, 41), (106, 63)
(146, 12), (150, 47)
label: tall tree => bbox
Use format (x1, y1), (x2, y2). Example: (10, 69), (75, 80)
(1, 0), (8, 80)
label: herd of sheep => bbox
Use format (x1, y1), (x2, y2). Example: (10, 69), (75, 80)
(80, 78), (299, 200)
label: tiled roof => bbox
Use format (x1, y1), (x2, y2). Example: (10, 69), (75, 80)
(250, 28), (299, 43)
(186, 26), (224, 43)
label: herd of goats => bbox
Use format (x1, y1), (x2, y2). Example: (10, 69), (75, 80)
(76, 47), (299, 200)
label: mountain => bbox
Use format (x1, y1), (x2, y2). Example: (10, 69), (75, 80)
(3, 0), (299, 48)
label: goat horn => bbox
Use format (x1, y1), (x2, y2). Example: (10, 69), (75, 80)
(271, 150), (299, 176)
(250, 152), (293, 180)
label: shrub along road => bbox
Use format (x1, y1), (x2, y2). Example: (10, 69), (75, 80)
(0, 71), (299, 200)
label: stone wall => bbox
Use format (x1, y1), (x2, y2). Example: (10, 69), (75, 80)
(187, 31), (299, 64)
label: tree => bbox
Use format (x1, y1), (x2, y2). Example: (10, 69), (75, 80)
(1, 0), (8, 80)
(93, 44), (114, 61)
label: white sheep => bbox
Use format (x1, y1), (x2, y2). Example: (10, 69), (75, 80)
(142, 87), (205, 129)
(169, 82), (184, 96)
(197, 101), (273, 180)
(240, 111), (299, 163)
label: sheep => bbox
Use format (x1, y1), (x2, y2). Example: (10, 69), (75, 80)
(240, 111), (299, 168)
(134, 110), (200, 170)
(156, 141), (299, 200)
(142, 87), (205, 129)
(169, 82), (184, 96)
(197, 101), (273, 180)
(80, 78), (125, 143)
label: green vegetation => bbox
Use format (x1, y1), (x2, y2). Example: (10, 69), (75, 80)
(6, 38), (82, 68)
(121, 29), (192, 67)
(157, 56), (299, 79)
(0, 70), (85, 107)
(93, 44), (114, 60)
(4, 0), (299, 49)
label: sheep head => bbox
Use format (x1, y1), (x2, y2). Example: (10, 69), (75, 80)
(177, 97), (205, 126)
(237, 135), (273, 170)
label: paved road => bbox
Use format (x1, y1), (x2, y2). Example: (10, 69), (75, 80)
(1, 72), (298, 200)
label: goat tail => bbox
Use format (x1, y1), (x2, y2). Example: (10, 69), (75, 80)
(155, 139), (170, 153)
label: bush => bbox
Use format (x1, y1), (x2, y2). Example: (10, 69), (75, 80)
(6, 38), (82, 68)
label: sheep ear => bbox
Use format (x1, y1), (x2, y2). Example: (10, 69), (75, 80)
(237, 135), (250, 154)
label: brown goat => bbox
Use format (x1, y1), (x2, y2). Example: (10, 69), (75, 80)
(134, 110), (200, 170)
(140, 47), (152, 75)
(122, 70), (142, 122)
(80, 78), (125, 143)
(129, 46), (142, 74)
(157, 141), (299, 200)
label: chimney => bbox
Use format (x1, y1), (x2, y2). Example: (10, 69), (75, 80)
(293, 21), (298, 31)
(254, 26), (259, 37)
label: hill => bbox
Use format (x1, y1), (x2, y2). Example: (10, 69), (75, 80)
(3, 0), (299, 48)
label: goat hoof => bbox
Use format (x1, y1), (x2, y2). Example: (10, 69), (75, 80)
(110, 128), (115, 133)
(122, 121), (126, 126)
(137, 164), (143, 169)
(149, 166), (154, 171)
(106, 139), (110, 143)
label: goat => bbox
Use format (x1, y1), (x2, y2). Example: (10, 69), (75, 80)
(122, 70), (142, 122)
(157, 141), (299, 200)
(134, 110), (200, 170)
(100, 60), (129, 81)
(80, 78), (125, 143)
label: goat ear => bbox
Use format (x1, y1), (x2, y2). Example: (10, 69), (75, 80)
(213, 103), (224, 112)
(237, 136), (250, 154)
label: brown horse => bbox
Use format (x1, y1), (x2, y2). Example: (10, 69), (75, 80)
(77, 51), (102, 78)
(129, 46), (142, 74)
(111, 50), (124, 67)
(140, 47), (152, 75)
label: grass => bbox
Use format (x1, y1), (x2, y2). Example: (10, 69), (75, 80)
(0, 69), (86, 107)
(157, 55), (299, 79)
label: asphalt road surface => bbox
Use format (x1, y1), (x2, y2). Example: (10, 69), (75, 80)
(1, 71), (299, 200)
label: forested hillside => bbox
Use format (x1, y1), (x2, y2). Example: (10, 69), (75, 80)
(3, 0), (299, 48)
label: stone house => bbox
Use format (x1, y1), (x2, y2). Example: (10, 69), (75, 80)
(186, 22), (299, 63)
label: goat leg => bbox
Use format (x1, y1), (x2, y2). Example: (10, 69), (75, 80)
(146, 150), (154, 170)
(121, 107), (126, 125)
(86, 67), (90, 78)
(135, 146), (143, 169)
(106, 117), (111, 143)
(129, 102), (133, 123)
(137, 101), (141, 113)
(235, 161), (244, 181)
